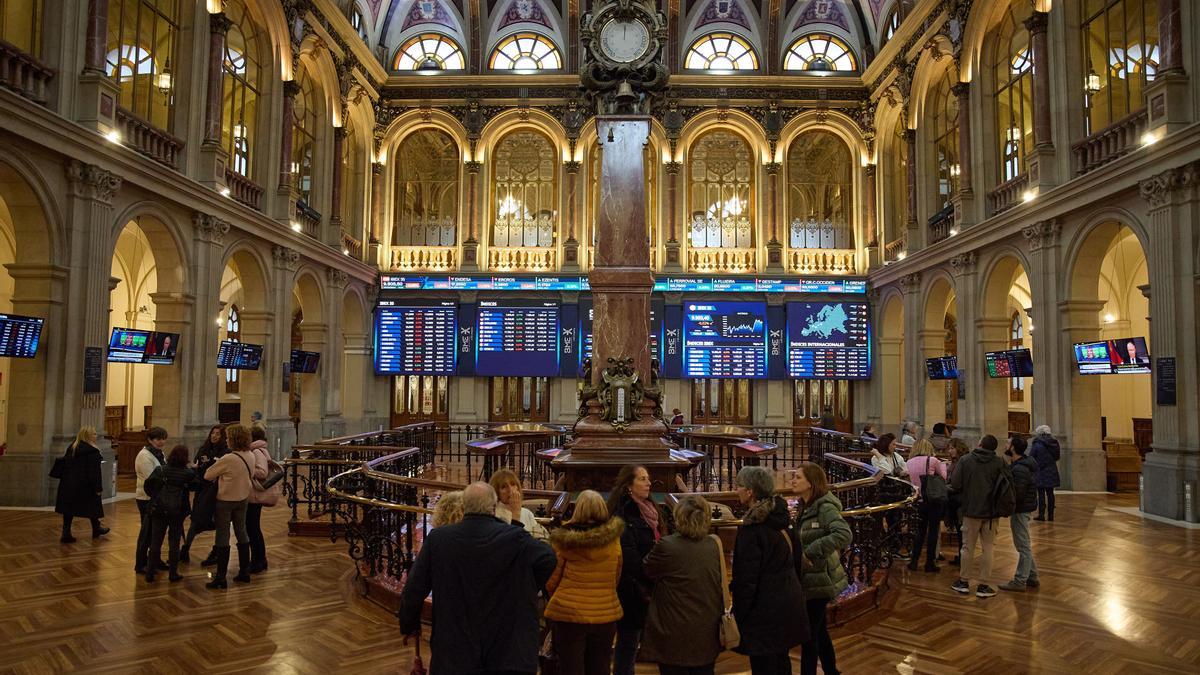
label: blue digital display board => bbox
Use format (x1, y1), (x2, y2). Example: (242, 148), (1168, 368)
(683, 302), (768, 378)
(216, 340), (262, 370)
(0, 313), (43, 359)
(475, 300), (560, 377)
(374, 301), (457, 375)
(786, 302), (871, 379)
(381, 274), (866, 295)
(926, 356), (958, 380)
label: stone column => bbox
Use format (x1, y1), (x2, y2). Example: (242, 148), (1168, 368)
(1023, 220), (1068, 447)
(920, 327), (948, 431)
(562, 160), (581, 271)
(899, 272), (924, 428)
(236, 308), (275, 438)
(1145, 0), (1192, 132)
(297, 321), (329, 444)
(1139, 162), (1200, 520)
(341, 330), (370, 433)
(951, 82), (975, 229)
(183, 214), (229, 445)
(198, 13), (233, 188)
(329, 127), (347, 236)
(663, 161), (682, 272)
(462, 160), (482, 270)
(903, 129), (918, 246)
(83, 0), (108, 74)
(148, 292), (194, 442)
(76, 0), (120, 132)
(1060, 299), (1108, 490)
(948, 252), (981, 439)
(1025, 11), (1058, 188)
(764, 162), (783, 271)
(277, 80), (300, 193)
(369, 161), (385, 266)
(360, 285), (387, 429)
(976, 316), (1011, 437)
(321, 267), (348, 438)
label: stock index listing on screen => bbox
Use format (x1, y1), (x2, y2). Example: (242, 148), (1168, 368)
(785, 302), (871, 380)
(683, 302), (768, 378)
(475, 300), (560, 377)
(374, 301), (457, 375)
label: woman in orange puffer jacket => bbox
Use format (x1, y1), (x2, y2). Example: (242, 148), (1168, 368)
(545, 489), (624, 675)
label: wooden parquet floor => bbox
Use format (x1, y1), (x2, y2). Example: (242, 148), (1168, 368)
(2, 484), (1198, 674)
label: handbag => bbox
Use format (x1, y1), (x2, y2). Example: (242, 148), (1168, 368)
(710, 533), (740, 650)
(919, 456), (949, 505)
(49, 455), (67, 479)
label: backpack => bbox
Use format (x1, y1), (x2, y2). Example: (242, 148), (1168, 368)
(150, 469), (187, 517)
(989, 463), (1016, 518)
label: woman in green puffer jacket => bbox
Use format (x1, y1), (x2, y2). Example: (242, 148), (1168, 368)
(792, 463), (853, 675)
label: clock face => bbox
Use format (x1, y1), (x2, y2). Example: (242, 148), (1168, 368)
(599, 18), (651, 63)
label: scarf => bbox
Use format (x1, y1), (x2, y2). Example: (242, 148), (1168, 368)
(632, 494), (661, 541)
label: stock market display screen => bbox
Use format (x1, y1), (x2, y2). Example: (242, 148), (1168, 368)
(785, 302), (871, 379)
(683, 302), (768, 378)
(0, 313), (44, 358)
(475, 300), (560, 377)
(216, 340), (263, 370)
(374, 301), (457, 375)
(986, 348), (1034, 378)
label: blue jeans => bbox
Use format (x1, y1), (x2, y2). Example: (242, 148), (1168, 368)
(1010, 512), (1038, 583)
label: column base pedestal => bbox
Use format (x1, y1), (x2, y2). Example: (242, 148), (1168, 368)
(1146, 70), (1192, 134)
(552, 414), (687, 492)
(1028, 145), (1059, 191)
(1142, 445), (1200, 522)
(765, 240), (783, 272)
(75, 71), (119, 133)
(460, 240), (479, 271)
(197, 143), (229, 190)
(662, 241), (682, 272)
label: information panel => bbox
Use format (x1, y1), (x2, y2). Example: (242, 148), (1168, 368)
(475, 300), (560, 377)
(0, 313), (44, 359)
(107, 328), (179, 365)
(374, 301), (457, 375)
(216, 340), (263, 370)
(786, 302), (871, 379)
(579, 297), (664, 369)
(926, 356), (959, 380)
(683, 302), (768, 378)
(985, 349), (1034, 378)
(380, 274), (867, 295)
(290, 350), (321, 374)
(1074, 337), (1151, 375)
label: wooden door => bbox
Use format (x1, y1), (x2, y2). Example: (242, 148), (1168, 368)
(391, 375), (450, 427)
(488, 377), (549, 423)
(792, 379), (854, 432)
(691, 379), (752, 426)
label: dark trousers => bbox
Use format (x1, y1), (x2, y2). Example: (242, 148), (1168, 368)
(748, 653), (792, 675)
(801, 597), (838, 675)
(134, 499), (160, 571)
(62, 514), (103, 536)
(246, 503), (266, 568)
(613, 624), (642, 675)
(213, 499), (248, 547)
(554, 621), (616, 675)
(912, 501), (945, 567)
(148, 514), (185, 570)
(659, 664), (716, 675)
(1037, 488), (1056, 519)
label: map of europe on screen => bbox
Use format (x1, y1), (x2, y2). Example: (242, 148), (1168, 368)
(786, 302), (870, 379)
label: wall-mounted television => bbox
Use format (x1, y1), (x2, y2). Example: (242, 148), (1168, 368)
(926, 356), (959, 380)
(682, 301), (768, 378)
(985, 348), (1034, 378)
(216, 340), (263, 370)
(289, 349), (320, 374)
(107, 328), (178, 365)
(374, 300), (457, 375)
(0, 313), (45, 358)
(1074, 337), (1151, 375)
(475, 300), (560, 377)
(786, 302), (871, 380)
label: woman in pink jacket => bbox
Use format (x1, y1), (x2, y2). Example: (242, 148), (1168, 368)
(246, 426), (279, 573)
(905, 438), (949, 573)
(203, 424), (257, 589)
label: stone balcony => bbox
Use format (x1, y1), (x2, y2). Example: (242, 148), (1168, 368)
(785, 248), (857, 275)
(487, 246), (557, 272)
(390, 246), (457, 271)
(987, 172), (1030, 215)
(224, 168), (263, 211)
(687, 247), (756, 273)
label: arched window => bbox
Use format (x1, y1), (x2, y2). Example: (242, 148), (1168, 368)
(394, 33), (466, 71)
(1010, 311), (1025, 401)
(688, 130), (754, 249)
(394, 129), (459, 246)
(225, 304), (240, 394)
(222, 0), (262, 179)
(783, 33), (857, 72)
(1082, 0), (1159, 135)
(884, 115), (908, 245)
(786, 130), (853, 249)
(929, 69), (960, 211)
(882, 9), (900, 47)
(491, 130), (557, 248)
(489, 33), (561, 71)
(992, 4), (1034, 183)
(350, 6), (367, 40)
(292, 66), (319, 205)
(685, 32), (758, 71)
(104, 0), (179, 130)
(0, 0), (43, 55)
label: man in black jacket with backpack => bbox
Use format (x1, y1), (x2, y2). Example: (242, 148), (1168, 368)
(949, 434), (1013, 598)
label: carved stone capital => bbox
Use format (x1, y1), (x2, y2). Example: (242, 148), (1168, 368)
(864, 163), (877, 178)
(193, 212), (230, 245)
(899, 272), (922, 294)
(209, 12), (232, 36)
(272, 244), (300, 270)
(327, 267), (348, 288)
(1139, 160), (1200, 209)
(464, 160), (483, 174)
(763, 162), (782, 175)
(664, 161), (682, 175)
(282, 79), (302, 99)
(66, 160), (122, 204)
(365, 284), (379, 305)
(1022, 220), (1062, 251)
(949, 250), (978, 276)
(1023, 10), (1049, 36)
(563, 160), (581, 174)
(951, 81), (971, 102)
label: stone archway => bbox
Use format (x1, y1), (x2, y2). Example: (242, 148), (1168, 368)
(921, 275), (957, 431)
(978, 253), (1032, 439)
(220, 246), (271, 428)
(879, 292), (905, 433)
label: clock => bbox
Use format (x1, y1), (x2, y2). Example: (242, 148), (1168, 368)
(599, 17), (650, 64)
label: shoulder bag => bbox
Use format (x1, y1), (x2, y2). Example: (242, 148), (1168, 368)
(49, 450), (69, 479)
(919, 456), (949, 505)
(709, 533), (740, 650)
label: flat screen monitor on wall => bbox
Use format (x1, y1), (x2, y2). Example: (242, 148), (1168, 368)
(216, 340), (263, 370)
(474, 300), (560, 377)
(682, 301), (768, 378)
(0, 313), (45, 358)
(985, 348), (1034, 378)
(926, 356), (959, 380)
(785, 302), (871, 380)
(143, 331), (179, 365)
(107, 328), (179, 365)
(290, 350), (321, 374)
(374, 300), (457, 375)
(1074, 337), (1151, 375)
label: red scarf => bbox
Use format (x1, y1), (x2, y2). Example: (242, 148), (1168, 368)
(632, 494), (661, 541)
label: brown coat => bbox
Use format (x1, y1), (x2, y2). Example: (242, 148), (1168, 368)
(544, 518), (625, 624)
(639, 533), (725, 667)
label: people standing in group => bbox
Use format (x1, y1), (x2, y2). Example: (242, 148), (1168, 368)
(490, 468), (549, 540)
(870, 434), (910, 480)
(606, 464), (670, 675)
(871, 433), (910, 559)
(182, 424), (226, 565)
(1000, 436), (1040, 592)
(641, 494), (724, 675)
(54, 426), (109, 543)
(203, 424), (257, 589)
(793, 463), (851, 675)
(944, 438), (971, 567)
(731, 465), (809, 675)
(399, 482), (556, 675)
(900, 421), (920, 446)
(949, 434), (1009, 598)
(929, 423), (952, 454)
(134, 427), (169, 575)
(543, 490), (624, 675)
(246, 426), (279, 574)
(1030, 425), (1061, 521)
(144, 444), (197, 582)
(905, 439), (948, 573)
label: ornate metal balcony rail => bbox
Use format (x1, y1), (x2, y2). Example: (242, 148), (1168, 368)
(1073, 108), (1149, 176)
(987, 172), (1030, 215)
(224, 168), (263, 210)
(487, 246), (557, 272)
(116, 107), (183, 169)
(0, 40), (53, 104)
(785, 248), (856, 275)
(390, 245), (456, 271)
(688, 247), (756, 273)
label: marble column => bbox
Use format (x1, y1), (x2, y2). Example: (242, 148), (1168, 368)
(77, 0), (119, 132)
(82, 0), (108, 74)
(202, 13), (232, 145)
(369, 161), (384, 266)
(330, 127), (347, 235)
(864, 164), (878, 247)
(462, 160), (481, 270)
(951, 82), (975, 228)
(1157, 0), (1184, 75)
(764, 162), (783, 271)
(903, 129), (918, 245)
(1025, 11), (1058, 188)
(1145, 0), (1192, 132)
(277, 80), (300, 193)
(663, 161), (682, 272)
(1139, 161), (1200, 520)
(562, 160), (581, 271)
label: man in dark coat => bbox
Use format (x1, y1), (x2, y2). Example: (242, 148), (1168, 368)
(399, 482), (556, 675)
(54, 433), (108, 542)
(1029, 425), (1061, 521)
(1001, 437), (1040, 592)
(949, 434), (1007, 598)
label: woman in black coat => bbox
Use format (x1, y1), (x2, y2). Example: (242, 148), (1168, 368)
(180, 424), (226, 564)
(606, 464), (670, 675)
(731, 466), (809, 675)
(55, 426), (108, 543)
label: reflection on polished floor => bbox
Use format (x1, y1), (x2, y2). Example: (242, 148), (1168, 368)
(1, 489), (1197, 674)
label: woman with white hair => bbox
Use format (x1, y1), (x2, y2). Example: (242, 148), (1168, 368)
(1029, 425), (1061, 521)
